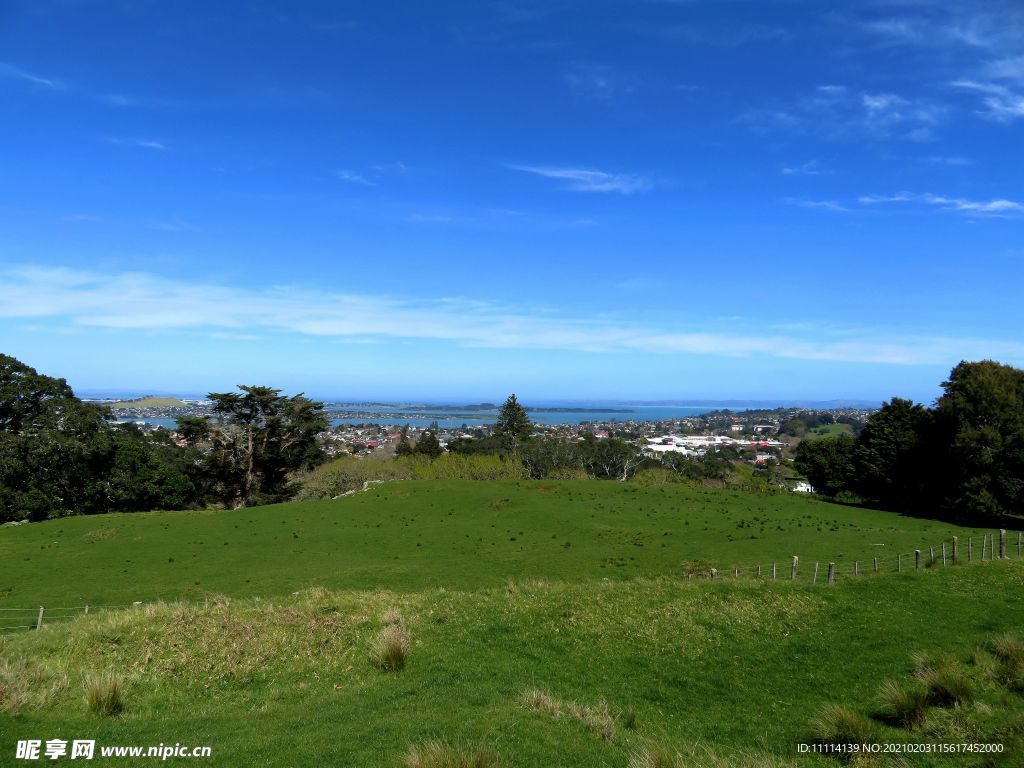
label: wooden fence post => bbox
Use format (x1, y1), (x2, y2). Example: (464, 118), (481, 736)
(772, 562), (777, 580)
(827, 562), (835, 584)
(813, 562), (820, 583)
(1018, 532), (1022, 559)
(791, 555), (799, 580)
(710, 568), (717, 580)
(35, 606), (44, 630)
(734, 567), (739, 578)
(929, 546), (935, 564)
(915, 550), (921, 569)
(941, 543), (946, 566)
(1000, 529), (1007, 560)
(952, 536), (958, 565)
(84, 605), (89, 615)
(968, 537), (973, 562)
(687, 573), (692, 581)
(897, 553), (902, 572)
(854, 561), (859, 576)
(757, 564), (761, 578)
(873, 557), (878, 574)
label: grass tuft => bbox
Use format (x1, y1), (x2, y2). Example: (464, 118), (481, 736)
(874, 679), (928, 729)
(519, 688), (615, 741)
(403, 740), (496, 768)
(84, 672), (124, 717)
(629, 746), (680, 768)
(370, 623), (409, 672)
(808, 703), (875, 757)
(915, 663), (973, 707)
(991, 633), (1024, 686)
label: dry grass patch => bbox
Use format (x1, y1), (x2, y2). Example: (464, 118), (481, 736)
(518, 688), (615, 742)
(991, 633), (1024, 687)
(403, 740), (496, 768)
(370, 623), (410, 671)
(0, 658), (68, 715)
(84, 672), (123, 716)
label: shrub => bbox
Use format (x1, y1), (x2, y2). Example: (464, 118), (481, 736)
(629, 746), (680, 768)
(875, 679), (928, 729)
(85, 672), (124, 716)
(403, 740), (496, 768)
(370, 624), (410, 672)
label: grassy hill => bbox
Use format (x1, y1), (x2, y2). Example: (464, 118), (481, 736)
(0, 480), (999, 608)
(108, 396), (187, 409)
(2, 564), (1023, 766)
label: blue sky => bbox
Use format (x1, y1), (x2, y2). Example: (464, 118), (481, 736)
(1, 0), (1022, 403)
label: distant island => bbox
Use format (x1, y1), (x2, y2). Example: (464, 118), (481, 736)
(108, 396), (188, 410)
(368, 403), (636, 414)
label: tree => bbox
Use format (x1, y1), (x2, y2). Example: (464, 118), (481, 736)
(577, 436), (642, 481)
(793, 435), (856, 497)
(414, 429), (443, 458)
(493, 394), (532, 447)
(934, 360), (1024, 519)
(395, 425), (414, 456)
(852, 398), (932, 511)
(179, 385), (328, 508)
(0, 354), (199, 521)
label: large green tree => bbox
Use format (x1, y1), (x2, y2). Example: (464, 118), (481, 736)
(493, 394), (532, 447)
(934, 360), (1024, 519)
(0, 354), (199, 520)
(179, 386), (328, 508)
(852, 397), (932, 511)
(793, 434), (856, 498)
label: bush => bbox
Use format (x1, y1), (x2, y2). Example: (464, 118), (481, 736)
(403, 741), (496, 768)
(85, 672), (123, 716)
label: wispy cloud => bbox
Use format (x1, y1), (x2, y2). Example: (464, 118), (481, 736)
(105, 137), (167, 151)
(951, 79), (1024, 120)
(859, 192), (1024, 216)
(509, 165), (653, 194)
(783, 198), (850, 212)
(781, 160), (829, 176)
(3, 266), (1021, 366)
(742, 85), (945, 141)
(335, 169), (375, 185)
(562, 63), (636, 101)
(0, 62), (62, 89)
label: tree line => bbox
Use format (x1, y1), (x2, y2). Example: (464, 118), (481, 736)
(0, 354), (326, 521)
(794, 360), (1024, 522)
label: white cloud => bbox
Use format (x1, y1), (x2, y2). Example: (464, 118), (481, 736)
(781, 160), (828, 176)
(0, 62), (61, 89)
(106, 137), (167, 151)
(3, 265), (1021, 367)
(859, 192), (1024, 216)
(335, 169), (374, 185)
(509, 165), (652, 194)
(784, 198), (849, 212)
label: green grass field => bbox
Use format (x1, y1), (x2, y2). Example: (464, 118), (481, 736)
(108, 396), (187, 409)
(2, 565), (1023, 766)
(2, 480), (1022, 767)
(0, 480), (997, 608)
(808, 423), (854, 437)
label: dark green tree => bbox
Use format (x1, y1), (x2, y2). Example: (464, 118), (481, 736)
(934, 360), (1024, 519)
(414, 429), (443, 458)
(179, 385), (328, 508)
(395, 425), (414, 456)
(493, 394), (532, 448)
(793, 434), (856, 497)
(852, 398), (932, 511)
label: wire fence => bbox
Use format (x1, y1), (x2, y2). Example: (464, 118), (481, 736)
(682, 528), (1022, 585)
(1, 531), (1020, 632)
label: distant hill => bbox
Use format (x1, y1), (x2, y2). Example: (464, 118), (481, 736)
(108, 396), (187, 409)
